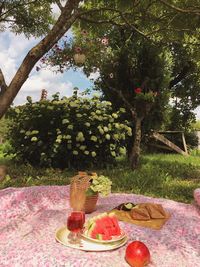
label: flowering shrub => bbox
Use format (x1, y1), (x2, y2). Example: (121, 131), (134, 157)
(39, 31), (110, 73)
(86, 174), (112, 197)
(7, 92), (132, 168)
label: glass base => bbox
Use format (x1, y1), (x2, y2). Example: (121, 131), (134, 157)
(68, 231), (81, 245)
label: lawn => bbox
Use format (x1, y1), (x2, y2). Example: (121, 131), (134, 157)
(0, 149), (200, 204)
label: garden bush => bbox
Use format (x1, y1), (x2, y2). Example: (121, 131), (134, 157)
(7, 92), (132, 168)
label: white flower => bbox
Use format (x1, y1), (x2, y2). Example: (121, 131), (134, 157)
(85, 122), (90, 127)
(119, 147), (126, 155)
(69, 102), (78, 107)
(31, 137), (37, 142)
(67, 125), (73, 130)
(62, 119), (69, 124)
(99, 128), (104, 135)
(80, 145), (86, 151)
(76, 113), (82, 118)
(73, 150), (78, 155)
(103, 126), (109, 132)
(111, 151), (116, 157)
(120, 108), (126, 113)
(96, 110), (101, 115)
(105, 134), (110, 140)
(115, 123), (120, 129)
(91, 135), (98, 142)
(112, 113), (118, 119)
(76, 132), (85, 142)
(91, 151), (96, 157)
(113, 134), (119, 140)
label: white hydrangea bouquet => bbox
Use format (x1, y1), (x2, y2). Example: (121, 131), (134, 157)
(86, 174), (112, 197)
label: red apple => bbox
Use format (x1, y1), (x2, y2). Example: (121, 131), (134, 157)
(125, 241), (150, 267)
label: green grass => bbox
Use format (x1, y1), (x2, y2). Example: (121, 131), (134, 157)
(0, 151), (200, 204)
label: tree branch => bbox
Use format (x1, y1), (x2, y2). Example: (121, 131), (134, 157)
(158, 0), (200, 15)
(55, 0), (64, 12)
(119, 13), (151, 40)
(0, 68), (7, 95)
(78, 7), (151, 40)
(102, 78), (136, 118)
(0, 0), (38, 19)
(0, 2), (5, 17)
(169, 63), (192, 89)
(79, 15), (123, 27)
(0, 0), (81, 118)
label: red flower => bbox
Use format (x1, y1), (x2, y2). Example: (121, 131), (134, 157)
(75, 47), (82, 53)
(134, 87), (142, 94)
(81, 29), (88, 35)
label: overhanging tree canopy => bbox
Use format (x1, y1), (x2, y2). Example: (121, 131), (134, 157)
(1, 0), (200, 119)
(43, 0), (200, 168)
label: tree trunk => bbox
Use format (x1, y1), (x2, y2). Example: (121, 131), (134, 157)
(129, 116), (142, 170)
(0, 0), (81, 119)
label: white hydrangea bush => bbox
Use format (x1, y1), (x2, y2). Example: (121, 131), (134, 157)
(7, 92), (132, 168)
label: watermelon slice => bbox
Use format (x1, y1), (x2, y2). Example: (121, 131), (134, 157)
(86, 212), (122, 240)
(96, 233), (112, 240)
(108, 213), (121, 235)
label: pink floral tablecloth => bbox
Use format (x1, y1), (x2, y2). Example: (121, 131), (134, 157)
(0, 185), (200, 267)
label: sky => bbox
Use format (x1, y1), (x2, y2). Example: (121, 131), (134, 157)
(0, 26), (200, 119)
(0, 30), (94, 106)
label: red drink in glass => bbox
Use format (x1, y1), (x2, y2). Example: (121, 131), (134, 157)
(67, 211), (85, 233)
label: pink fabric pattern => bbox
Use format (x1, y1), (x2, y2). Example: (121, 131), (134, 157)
(0, 185), (199, 267)
(194, 188), (200, 207)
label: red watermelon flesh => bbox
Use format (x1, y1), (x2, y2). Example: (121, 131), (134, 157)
(108, 213), (121, 235)
(86, 213), (122, 240)
(100, 215), (119, 236)
(88, 222), (111, 240)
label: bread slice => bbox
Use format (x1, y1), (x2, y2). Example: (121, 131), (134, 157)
(145, 203), (166, 219)
(130, 207), (151, 221)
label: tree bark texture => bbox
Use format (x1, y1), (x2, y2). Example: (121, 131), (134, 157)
(0, 0), (81, 118)
(129, 116), (142, 170)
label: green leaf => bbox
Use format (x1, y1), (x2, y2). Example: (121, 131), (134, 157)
(85, 187), (96, 196)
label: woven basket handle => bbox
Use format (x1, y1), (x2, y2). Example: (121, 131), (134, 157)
(70, 173), (95, 211)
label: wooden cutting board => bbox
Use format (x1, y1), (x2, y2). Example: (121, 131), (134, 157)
(108, 208), (170, 230)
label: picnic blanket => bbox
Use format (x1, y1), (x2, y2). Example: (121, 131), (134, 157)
(0, 185), (200, 267)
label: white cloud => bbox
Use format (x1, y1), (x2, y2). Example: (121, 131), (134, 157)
(14, 69), (74, 105)
(0, 31), (85, 106)
(88, 71), (100, 80)
(0, 50), (16, 82)
(51, 3), (61, 19)
(0, 31), (38, 83)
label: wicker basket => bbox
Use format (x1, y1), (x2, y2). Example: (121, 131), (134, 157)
(84, 193), (99, 214)
(70, 172), (98, 214)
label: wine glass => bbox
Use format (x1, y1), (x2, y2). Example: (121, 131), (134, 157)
(67, 211), (85, 244)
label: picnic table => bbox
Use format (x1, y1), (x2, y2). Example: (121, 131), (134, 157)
(0, 185), (200, 267)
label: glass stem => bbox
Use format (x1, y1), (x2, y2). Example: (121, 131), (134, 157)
(72, 232), (78, 242)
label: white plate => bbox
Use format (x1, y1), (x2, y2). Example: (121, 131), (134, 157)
(55, 226), (128, 252)
(82, 229), (126, 244)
